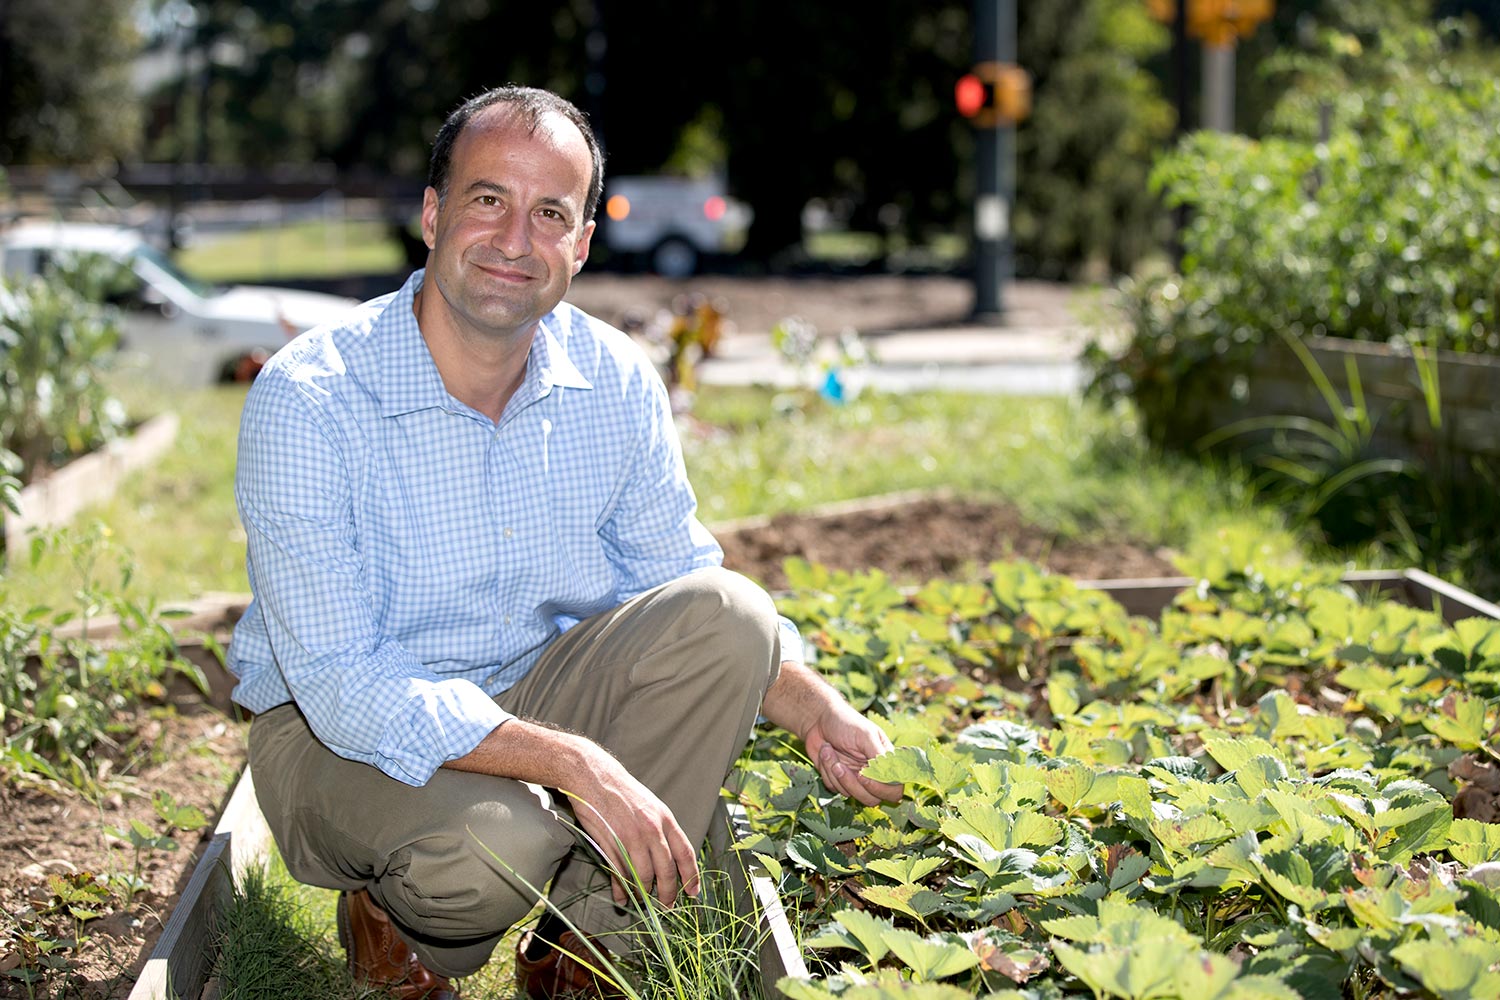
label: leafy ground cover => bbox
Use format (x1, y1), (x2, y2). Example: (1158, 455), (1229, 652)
(737, 536), (1500, 999)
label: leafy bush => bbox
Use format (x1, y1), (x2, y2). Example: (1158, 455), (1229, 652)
(0, 256), (129, 483)
(1089, 20), (1500, 405)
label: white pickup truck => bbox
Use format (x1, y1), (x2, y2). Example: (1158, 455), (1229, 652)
(0, 221), (356, 385)
(599, 175), (751, 278)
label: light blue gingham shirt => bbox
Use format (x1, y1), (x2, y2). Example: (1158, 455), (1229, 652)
(228, 269), (801, 787)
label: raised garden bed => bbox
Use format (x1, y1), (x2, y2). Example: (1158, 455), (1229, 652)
(1158, 335), (1500, 467)
(138, 563), (1500, 1000)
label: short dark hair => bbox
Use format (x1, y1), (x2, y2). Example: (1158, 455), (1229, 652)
(428, 86), (605, 224)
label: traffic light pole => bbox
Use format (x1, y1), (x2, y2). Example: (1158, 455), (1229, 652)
(971, 0), (1015, 321)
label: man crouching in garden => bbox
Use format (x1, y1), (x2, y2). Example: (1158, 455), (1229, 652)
(226, 84), (902, 1000)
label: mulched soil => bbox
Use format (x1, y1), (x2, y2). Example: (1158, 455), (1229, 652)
(0, 706), (245, 999)
(716, 492), (1180, 592)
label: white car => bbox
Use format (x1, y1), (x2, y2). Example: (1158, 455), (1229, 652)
(0, 221), (357, 385)
(600, 176), (751, 278)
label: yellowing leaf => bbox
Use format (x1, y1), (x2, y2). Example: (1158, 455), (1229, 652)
(1044, 762), (1096, 811)
(1449, 818), (1500, 867)
(857, 883), (944, 922)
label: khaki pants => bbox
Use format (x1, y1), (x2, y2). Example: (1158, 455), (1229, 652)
(247, 567), (779, 978)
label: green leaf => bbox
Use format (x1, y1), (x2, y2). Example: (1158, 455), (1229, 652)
(1050, 939), (1179, 1000)
(882, 928), (982, 982)
(775, 977), (840, 1000)
(1256, 849), (1330, 910)
(857, 883), (945, 922)
(863, 746), (969, 798)
(831, 907), (896, 963)
(1149, 812), (1234, 859)
(864, 855), (947, 885)
(800, 814), (866, 844)
(1391, 936), (1500, 999)
(786, 833), (861, 876)
(1044, 762), (1095, 812)
(1450, 818), (1500, 867)
(1042, 897), (1196, 947)
(1423, 692), (1492, 751)
(1201, 734), (1294, 777)
(1203, 830), (1262, 881)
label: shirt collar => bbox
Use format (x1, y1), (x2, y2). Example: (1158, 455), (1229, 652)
(376, 270), (592, 419)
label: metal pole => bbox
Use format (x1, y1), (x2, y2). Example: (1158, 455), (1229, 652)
(1169, 0), (1190, 267)
(971, 0), (1014, 321)
(1201, 41), (1235, 132)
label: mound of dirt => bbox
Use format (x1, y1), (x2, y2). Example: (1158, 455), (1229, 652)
(715, 492), (1179, 592)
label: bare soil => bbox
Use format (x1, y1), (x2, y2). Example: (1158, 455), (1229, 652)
(715, 492), (1178, 592)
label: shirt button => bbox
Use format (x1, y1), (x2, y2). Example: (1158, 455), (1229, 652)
(504, 528), (514, 539)
(503, 615), (513, 625)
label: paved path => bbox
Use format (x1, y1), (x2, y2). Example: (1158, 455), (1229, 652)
(696, 281), (1123, 396)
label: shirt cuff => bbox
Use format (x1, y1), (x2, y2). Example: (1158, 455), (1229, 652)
(371, 678), (513, 786)
(777, 615), (804, 666)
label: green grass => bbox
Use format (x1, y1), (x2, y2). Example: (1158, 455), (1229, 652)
(218, 844), (762, 999)
(176, 219), (407, 283)
(684, 387), (1297, 565)
(1, 381), (1306, 610)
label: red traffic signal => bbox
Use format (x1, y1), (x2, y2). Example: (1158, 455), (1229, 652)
(954, 63), (1032, 128)
(955, 74), (988, 119)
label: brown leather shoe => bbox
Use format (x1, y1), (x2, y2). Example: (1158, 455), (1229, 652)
(514, 928), (627, 999)
(336, 889), (460, 1000)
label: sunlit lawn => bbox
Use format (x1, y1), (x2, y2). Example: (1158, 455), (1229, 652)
(1, 378), (1299, 612)
(176, 218), (408, 283)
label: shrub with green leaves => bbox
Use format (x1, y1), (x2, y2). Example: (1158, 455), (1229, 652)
(737, 551), (1500, 999)
(1088, 21), (1500, 418)
(0, 256), (129, 483)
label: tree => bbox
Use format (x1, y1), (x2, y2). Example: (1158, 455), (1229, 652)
(0, 0), (141, 164)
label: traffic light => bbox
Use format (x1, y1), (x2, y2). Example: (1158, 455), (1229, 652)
(954, 62), (1031, 128)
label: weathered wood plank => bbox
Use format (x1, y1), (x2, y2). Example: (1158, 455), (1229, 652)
(125, 836), (230, 1000)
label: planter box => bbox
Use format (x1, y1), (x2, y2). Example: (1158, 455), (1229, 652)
(1172, 335), (1500, 466)
(3, 411), (180, 556)
(129, 566), (1500, 999)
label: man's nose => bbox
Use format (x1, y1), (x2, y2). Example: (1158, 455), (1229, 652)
(491, 209), (532, 258)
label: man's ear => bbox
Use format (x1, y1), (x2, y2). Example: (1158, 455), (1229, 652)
(572, 219), (596, 275)
(420, 187), (441, 250)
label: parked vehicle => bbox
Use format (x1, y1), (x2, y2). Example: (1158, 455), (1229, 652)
(599, 175), (751, 278)
(0, 221), (356, 384)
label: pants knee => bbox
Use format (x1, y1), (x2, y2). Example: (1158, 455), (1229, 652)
(377, 789), (573, 941)
(678, 567), (779, 689)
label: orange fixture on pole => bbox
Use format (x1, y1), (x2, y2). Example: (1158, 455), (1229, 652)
(1145, 0), (1273, 45)
(954, 61), (1032, 129)
(1147, 0), (1273, 131)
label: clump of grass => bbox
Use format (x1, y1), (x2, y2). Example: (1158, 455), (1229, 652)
(213, 859), (360, 1000)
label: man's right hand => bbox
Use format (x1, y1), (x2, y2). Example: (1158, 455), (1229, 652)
(444, 719), (699, 908)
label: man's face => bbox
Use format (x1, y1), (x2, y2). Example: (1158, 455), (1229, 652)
(420, 107), (594, 343)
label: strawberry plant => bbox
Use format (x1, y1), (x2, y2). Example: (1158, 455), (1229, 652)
(738, 555), (1500, 999)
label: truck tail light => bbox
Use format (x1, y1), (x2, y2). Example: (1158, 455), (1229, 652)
(703, 196), (727, 221)
(606, 195), (631, 221)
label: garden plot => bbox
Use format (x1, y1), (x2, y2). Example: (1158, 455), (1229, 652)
(739, 553), (1500, 1000)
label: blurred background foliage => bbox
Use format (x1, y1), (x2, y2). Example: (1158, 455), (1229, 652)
(4, 0), (1495, 277)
